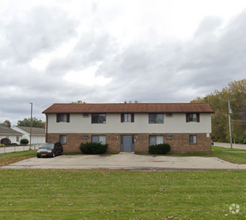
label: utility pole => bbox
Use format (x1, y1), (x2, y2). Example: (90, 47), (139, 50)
(30, 102), (33, 150)
(228, 99), (233, 149)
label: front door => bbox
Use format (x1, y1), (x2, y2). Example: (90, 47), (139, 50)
(120, 135), (135, 152)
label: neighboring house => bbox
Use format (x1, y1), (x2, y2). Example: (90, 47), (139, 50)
(12, 126), (45, 145)
(42, 103), (214, 153)
(0, 124), (22, 144)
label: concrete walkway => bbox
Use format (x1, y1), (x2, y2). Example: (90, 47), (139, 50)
(1, 153), (246, 170)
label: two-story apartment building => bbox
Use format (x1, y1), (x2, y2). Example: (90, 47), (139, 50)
(43, 103), (213, 153)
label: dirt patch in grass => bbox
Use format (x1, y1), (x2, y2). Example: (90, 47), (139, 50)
(0, 155), (34, 167)
(0, 151), (36, 167)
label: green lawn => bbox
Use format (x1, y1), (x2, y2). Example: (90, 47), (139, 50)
(0, 170), (245, 219)
(211, 146), (246, 164)
(0, 150), (245, 219)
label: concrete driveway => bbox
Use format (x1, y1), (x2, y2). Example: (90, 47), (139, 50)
(1, 153), (246, 170)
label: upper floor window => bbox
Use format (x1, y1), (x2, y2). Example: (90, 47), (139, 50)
(92, 114), (106, 124)
(121, 113), (134, 122)
(57, 113), (70, 123)
(186, 113), (200, 122)
(149, 113), (164, 123)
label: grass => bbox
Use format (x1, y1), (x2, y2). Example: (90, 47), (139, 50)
(0, 149), (245, 219)
(211, 146), (246, 164)
(0, 170), (245, 219)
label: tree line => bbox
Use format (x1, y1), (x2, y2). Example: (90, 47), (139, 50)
(191, 79), (246, 144)
(1, 117), (45, 128)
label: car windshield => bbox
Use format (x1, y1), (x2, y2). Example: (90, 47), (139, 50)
(41, 143), (54, 150)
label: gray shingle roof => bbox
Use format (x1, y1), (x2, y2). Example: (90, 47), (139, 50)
(0, 124), (22, 136)
(16, 126), (45, 135)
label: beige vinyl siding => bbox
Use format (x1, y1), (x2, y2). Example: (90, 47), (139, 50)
(47, 113), (212, 134)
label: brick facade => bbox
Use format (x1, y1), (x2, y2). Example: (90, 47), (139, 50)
(47, 133), (211, 153)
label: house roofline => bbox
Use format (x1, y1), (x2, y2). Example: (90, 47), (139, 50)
(42, 103), (214, 114)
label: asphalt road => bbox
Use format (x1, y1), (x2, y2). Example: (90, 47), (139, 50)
(214, 142), (246, 150)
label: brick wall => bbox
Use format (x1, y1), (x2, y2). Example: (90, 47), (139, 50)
(47, 133), (211, 153)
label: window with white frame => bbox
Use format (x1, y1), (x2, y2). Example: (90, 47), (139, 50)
(57, 113), (70, 122)
(149, 114), (164, 123)
(16, 136), (20, 142)
(189, 135), (197, 144)
(92, 114), (106, 124)
(124, 113), (131, 122)
(186, 113), (200, 122)
(92, 135), (106, 144)
(59, 135), (67, 144)
(149, 136), (164, 145)
(121, 113), (134, 122)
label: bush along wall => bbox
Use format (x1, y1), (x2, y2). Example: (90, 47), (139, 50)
(0, 138), (11, 145)
(20, 139), (29, 145)
(148, 143), (171, 154)
(79, 142), (108, 154)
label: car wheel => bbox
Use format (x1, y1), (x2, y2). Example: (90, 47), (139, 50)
(37, 155), (41, 158)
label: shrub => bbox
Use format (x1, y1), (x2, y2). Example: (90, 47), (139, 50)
(20, 139), (29, 145)
(148, 143), (171, 154)
(0, 138), (11, 145)
(79, 142), (108, 154)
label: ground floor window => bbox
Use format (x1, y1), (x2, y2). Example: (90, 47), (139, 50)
(92, 135), (106, 144)
(16, 136), (20, 142)
(59, 135), (67, 144)
(189, 135), (197, 144)
(149, 135), (164, 145)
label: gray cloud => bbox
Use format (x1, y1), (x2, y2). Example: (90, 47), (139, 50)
(1, 4), (246, 125)
(0, 6), (77, 63)
(46, 29), (117, 74)
(93, 11), (246, 102)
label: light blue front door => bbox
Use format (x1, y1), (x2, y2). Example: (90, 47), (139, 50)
(120, 135), (135, 152)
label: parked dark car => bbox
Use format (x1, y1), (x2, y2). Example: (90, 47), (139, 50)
(37, 142), (63, 158)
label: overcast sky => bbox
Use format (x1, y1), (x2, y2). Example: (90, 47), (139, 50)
(1, 0), (246, 125)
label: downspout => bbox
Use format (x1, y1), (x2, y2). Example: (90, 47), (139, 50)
(45, 115), (48, 142)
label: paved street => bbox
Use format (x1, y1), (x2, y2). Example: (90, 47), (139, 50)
(1, 153), (246, 170)
(214, 142), (246, 150)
